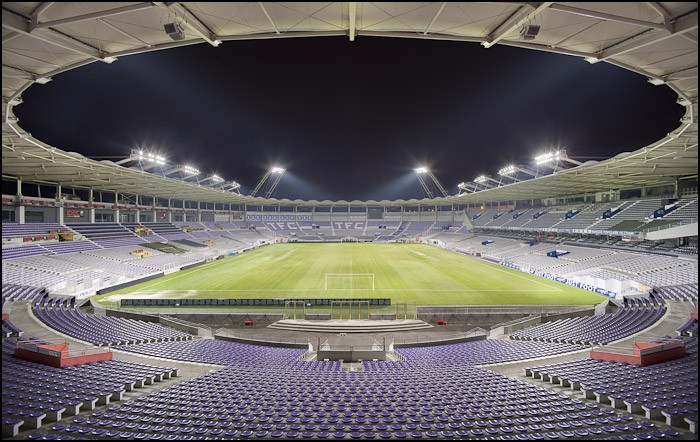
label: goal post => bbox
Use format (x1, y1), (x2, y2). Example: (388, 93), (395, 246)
(324, 273), (375, 291)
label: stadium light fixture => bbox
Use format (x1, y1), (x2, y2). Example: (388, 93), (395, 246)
(102, 56), (118, 64)
(474, 175), (489, 184)
(138, 151), (166, 165)
(271, 167), (285, 174)
(211, 174), (223, 183)
(182, 165), (200, 175)
(535, 150), (561, 165)
(498, 165), (517, 176)
(648, 78), (665, 86)
(414, 167), (428, 174)
(34, 77), (52, 84)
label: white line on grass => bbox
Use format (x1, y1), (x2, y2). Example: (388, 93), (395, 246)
(124, 258), (231, 292)
(464, 255), (565, 292)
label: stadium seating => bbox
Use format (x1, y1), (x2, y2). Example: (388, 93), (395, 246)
(525, 338), (697, 430)
(1, 222), (66, 240)
(510, 295), (664, 345)
(34, 296), (193, 346)
(2, 337), (176, 434)
(21, 337), (670, 440)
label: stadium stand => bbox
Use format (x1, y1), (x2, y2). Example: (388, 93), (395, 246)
(510, 295), (665, 345)
(525, 338), (697, 430)
(35, 296), (193, 346)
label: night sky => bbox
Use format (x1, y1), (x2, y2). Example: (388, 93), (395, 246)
(16, 36), (685, 201)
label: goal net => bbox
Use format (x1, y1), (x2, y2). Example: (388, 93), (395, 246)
(324, 273), (375, 291)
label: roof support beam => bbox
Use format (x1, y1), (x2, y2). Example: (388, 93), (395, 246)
(259, 2), (280, 35)
(1, 30), (21, 44)
(499, 40), (593, 58)
(2, 10), (103, 60)
(549, 4), (670, 31)
(348, 2), (357, 41)
(645, 2), (671, 23)
(155, 2), (221, 47)
(483, 2), (553, 48)
(599, 14), (698, 60)
(30, 2), (54, 28)
(31, 3), (154, 31)
(423, 2), (447, 35)
(680, 33), (698, 44)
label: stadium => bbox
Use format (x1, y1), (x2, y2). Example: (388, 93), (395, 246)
(1, 2), (698, 441)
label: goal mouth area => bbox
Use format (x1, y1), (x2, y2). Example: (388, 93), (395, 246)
(324, 273), (375, 291)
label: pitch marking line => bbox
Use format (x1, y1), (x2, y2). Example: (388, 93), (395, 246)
(464, 255), (564, 292)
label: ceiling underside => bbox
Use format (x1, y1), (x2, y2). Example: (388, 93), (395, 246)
(2, 2), (698, 206)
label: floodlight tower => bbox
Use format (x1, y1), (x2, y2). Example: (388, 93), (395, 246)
(250, 167), (285, 198)
(473, 175), (499, 189)
(498, 164), (537, 183)
(116, 149), (167, 170)
(533, 149), (582, 174)
(458, 182), (479, 195)
(200, 174), (224, 186)
(223, 181), (241, 194)
(414, 167), (448, 198)
(164, 164), (200, 180)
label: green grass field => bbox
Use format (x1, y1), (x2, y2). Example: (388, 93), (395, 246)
(94, 243), (606, 306)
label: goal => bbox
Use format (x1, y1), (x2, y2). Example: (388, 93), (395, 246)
(324, 273), (375, 291)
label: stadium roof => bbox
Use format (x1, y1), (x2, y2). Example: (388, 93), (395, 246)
(2, 2), (698, 206)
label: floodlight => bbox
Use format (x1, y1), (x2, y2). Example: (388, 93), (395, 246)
(498, 165), (517, 176)
(183, 165), (200, 175)
(271, 167), (285, 174)
(211, 174), (223, 183)
(647, 78), (665, 86)
(414, 167), (428, 174)
(584, 57), (599, 64)
(535, 151), (561, 165)
(474, 175), (488, 184)
(102, 56), (118, 64)
(34, 77), (52, 84)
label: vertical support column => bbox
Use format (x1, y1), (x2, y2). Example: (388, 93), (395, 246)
(114, 191), (120, 223)
(88, 188), (96, 223)
(56, 184), (64, 224)
(134, 195), (140, 224)
(197, 201), (202, 223)
(17, 178), (25, 223)
(167, 198), (172, 223)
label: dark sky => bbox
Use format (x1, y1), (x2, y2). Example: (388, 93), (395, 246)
(16, 36), (684, 201)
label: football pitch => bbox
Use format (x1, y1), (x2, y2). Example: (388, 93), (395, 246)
(95, 243), (606, 306)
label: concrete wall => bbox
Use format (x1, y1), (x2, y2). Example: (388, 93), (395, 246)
(215, 334), (308, 348)
(316, 349), (386, 361)
(394, 334), (486, 348)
